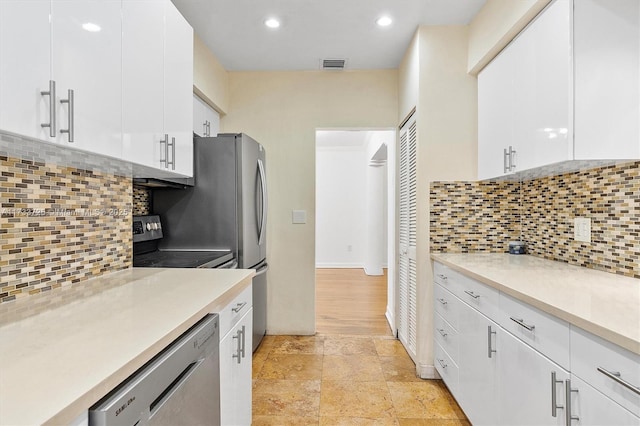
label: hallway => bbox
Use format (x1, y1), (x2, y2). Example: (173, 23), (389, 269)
(250, 269), (469, 425)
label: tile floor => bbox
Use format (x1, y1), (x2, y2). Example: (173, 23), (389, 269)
(252, 334), (470, 425)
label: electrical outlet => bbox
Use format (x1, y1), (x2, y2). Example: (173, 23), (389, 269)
(574, 217), (591, 243)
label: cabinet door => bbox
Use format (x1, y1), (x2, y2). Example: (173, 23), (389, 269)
(0, 0), (52, 140)
(164, 0), (193, 176)
(220, 308), (253, 426)
(51, 0), (122, 157)
(193, 94), (205, 137)
(514, 0), (571, 172)
(122, 0), (165, 169)
(498, 329), (568, 426)
(477, 43), (516, 180)
(568, 374), (640, 426)
(203, 101), (220, 137)
(457, 303), (499, 426)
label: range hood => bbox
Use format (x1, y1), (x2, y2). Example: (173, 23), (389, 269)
(133, 176), (193, 189)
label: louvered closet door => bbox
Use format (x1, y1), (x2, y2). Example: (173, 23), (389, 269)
(398, 115), (418, 361)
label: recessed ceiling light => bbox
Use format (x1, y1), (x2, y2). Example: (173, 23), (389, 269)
(82, 22), (101, 32)
(376, 16), (392, 27)
(264, 18), (281, 29)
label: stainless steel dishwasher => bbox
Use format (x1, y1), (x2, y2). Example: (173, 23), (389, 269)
(89, 314), (220, 426)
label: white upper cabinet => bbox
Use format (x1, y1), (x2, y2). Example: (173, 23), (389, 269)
(51, 0), (122, 158)
(193, 94), (221, 137)
(122, 0), (165, 170)
(164, 1), (193, 176)
(478, 0), (640, 180)
(0, 1), (53, 141)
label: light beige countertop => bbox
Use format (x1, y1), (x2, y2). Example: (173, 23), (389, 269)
(431, 253), (640, 355)
(0, 267), (255, 426)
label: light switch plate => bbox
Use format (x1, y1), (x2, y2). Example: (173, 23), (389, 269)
(574, 217), (591, 243)
(292, 210), (307, 224)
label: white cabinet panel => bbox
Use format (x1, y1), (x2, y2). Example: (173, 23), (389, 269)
(203, 102), (220, 137)
(568, 374), (640, 426)
(219, 308), (252, 426)
(457, 303), (499, 426)
(514, 0), (571, 172)
(0, 1), (52, 140)
(193, 94), (206, 137)
(435, 341), (459, 396)
(122, 0), (165, 169)
(164, 0), (193, 176)
(498, 329), (569, 426)
(573, 0), (640, 160)
(51, 0), (122, 157)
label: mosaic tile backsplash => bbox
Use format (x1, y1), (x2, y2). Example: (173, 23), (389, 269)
(133, 186), (151, 216)
(430, 161), (640, 279)
(0, 155), (132, 303)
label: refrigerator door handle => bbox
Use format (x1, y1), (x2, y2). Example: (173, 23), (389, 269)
(255, 263), (269, 276)
(257, 158), (268, 246)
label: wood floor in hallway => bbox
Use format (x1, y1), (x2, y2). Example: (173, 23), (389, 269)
(315, 268), (393, 336)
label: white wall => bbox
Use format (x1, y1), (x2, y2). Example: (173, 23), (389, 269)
(222, 70), (398, 335)
(316, 141), (367, 268)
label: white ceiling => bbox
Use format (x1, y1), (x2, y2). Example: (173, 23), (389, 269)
(171, 0), (487, 71)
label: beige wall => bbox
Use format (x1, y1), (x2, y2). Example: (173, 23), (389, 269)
(397, 26), (478, 376)
(222, 70), (398, 334)
(467, 0), (551, 74)
(398, 31), (420, 123)
(193, 34), (230, 114)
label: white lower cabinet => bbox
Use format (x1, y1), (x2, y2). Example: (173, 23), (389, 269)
(498, 328), (569, 426)
(433, 261), (640, 426)
(567, 374), (640, 426)
(457, 303), (499, 426)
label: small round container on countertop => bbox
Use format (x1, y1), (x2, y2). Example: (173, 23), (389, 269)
(508, 241), (526, 255)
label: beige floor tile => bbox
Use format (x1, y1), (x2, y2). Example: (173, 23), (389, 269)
(253, 415), (320, 425)
(374, 339), (410, 357)
(387, 381), (461, 419)
(272, 335), (325, 355)
(319, 381), (395, 418)
(379, 356), (422, 382)
(253, 355), (267, 379)
(323, 336), (377, 356)
(258, 354), (324, 380)
(322, 355), (385, 382)
(253, 379), (321, 417)
(320, 416), (400, 425)
(397, 419), (471, 426)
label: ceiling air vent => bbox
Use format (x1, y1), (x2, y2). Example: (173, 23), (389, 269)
(321, 59), (346, 70)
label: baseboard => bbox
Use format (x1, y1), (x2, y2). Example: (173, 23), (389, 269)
(418, 362), (441, 379)
(385, 309), (395, 335)
(363, 266), (383, 276)
(315, 263), (363, 268)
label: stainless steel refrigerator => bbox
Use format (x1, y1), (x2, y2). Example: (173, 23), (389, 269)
(153, 133), (268, 352)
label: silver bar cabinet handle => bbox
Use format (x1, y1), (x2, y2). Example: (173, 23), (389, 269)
(436, 298), (448, 305)
(169, 136), (176, 170)
(232, 301), (247, 313)
(59, 89), (74, 142)
(160, 134), (168, 167)
(510, 146), (517, 170)
(510, 317), (535, 331)
(487, 325), (497, 358)
(503, 148), (510, 173)
(232, 328), (242, 364)
(565, 379), (579, 424)
(40, 80), (56, 137)
(203, 121), (207, 136)
(240, 325), (246, 359)
(437, 328), (447, 338)
(551, 371), (564, 417)
(597, 367), (640, 395)
(436, 358), (447, 369)
(464, 290), (480, 299)
(437, 274), (447, 281)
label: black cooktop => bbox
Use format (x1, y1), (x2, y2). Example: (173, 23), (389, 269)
(133, 250), (233, 268)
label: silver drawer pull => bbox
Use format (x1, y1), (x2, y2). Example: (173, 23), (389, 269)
(464, 290), (480, 299)
(437, 328), (447, 338)
(597, 367), (640, 395)
(437, 274), (448, 280)
(436, 298), (448, 305)
(565, 379), (579, 423)
(551, 371), (564, 417)
(510, 317), (535, 331)
(487, 325), (497, 358)
(437, 358), (447, 369)
(232, 301), (247, 313)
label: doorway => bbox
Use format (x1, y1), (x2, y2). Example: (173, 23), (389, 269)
(315, 129), (396, 336)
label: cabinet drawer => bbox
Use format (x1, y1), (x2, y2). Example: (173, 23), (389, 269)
(219, 284), (252, 337)
(498, 292), (570, 369)
(571, 326), (640, 416)
(458, 275), (500, 321)
(434, 262), (461, 295)
(435, 283), (462, 330)
(435, 341), (459, 396)
(435, 312), (459, 363)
